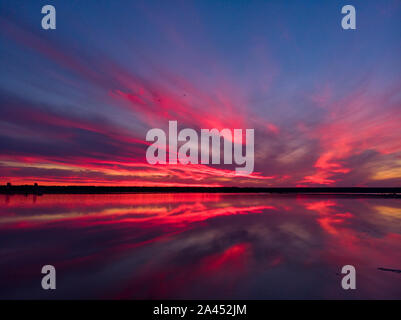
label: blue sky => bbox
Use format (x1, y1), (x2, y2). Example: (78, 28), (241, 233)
(0, 0), (400, 186)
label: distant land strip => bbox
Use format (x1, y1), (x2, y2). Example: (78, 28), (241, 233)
(1, 185), (401, 196)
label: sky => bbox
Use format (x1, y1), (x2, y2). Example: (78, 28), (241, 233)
(0, 0), (400, 187)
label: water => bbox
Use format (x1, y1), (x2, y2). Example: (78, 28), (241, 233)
(0, 193), (400, 299)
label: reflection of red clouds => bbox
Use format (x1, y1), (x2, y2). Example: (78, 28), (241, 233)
(303, 199), (354, 235)
(0, 193), (277, 232)
(118, 243), (250, 298)
(196, 243), (249, 274)
(269, 256), (283, 267)
(305, 200), (336, 214)
(1, 193), (221, 207)
(317, 217), (346, 235)
(2, 203), (276, 230)
(319, 231), (401, 300)
(1, 194), (400, 299)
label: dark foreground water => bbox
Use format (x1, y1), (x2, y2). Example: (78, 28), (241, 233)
(0, 193), (400, 299)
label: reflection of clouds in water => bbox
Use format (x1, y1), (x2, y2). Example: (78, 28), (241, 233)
(0, 194), (400, 299)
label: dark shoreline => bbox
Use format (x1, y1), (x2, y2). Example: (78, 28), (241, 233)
(1, 185), (401, 196)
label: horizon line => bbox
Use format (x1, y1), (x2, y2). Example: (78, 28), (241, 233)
(1, 185), (401, 195)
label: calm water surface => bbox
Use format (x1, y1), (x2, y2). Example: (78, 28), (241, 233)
(0, 193), (400, 299)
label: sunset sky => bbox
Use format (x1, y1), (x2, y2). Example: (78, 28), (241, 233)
(0, 0), (400, 187)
